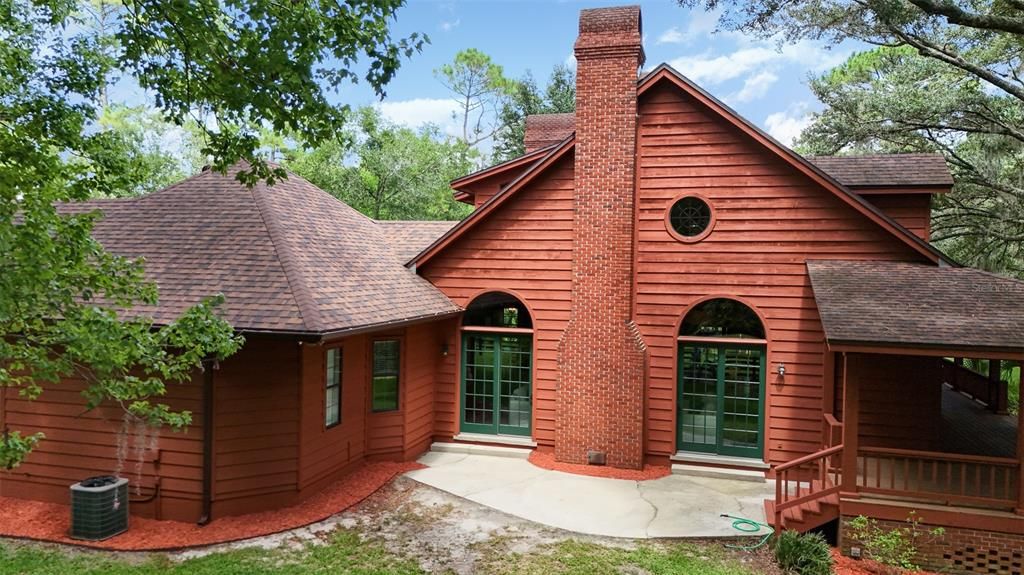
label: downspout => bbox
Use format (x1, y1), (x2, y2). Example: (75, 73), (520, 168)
(197, 358), (215, 526)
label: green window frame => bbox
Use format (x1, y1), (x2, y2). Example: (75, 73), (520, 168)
(371, 339), (400, 412)
(460, 332), (532, 436)
(325, 347), (342, 428)
(677, 342), (766, 459)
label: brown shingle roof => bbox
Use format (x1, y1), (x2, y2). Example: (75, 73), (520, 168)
(807, 260), (1024, 353)
(67, 165), (459, 335)
(807, 154), (953, 188)
(375, 220), (459, 263)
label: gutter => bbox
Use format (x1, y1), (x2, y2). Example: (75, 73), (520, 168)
(197, 357), (215, 526)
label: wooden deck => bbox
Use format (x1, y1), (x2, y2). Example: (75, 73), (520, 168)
(940, 384), (1017, 458)
(772, 382), (1023, 531)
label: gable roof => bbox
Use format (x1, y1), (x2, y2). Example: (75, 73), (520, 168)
(807, 260), (1024, 357)
(69, 164), (459, 336)
(637, 65), (951, 265)
(807, 154), (953, 189)
(416, 65), (954, 268)
(495, 117), (951, 191)
(412, 135), (577, 268)
(450, 143), (557, 192)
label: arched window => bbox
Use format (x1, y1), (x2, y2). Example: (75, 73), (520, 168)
(463, 291), (532, 329)
(680, 298), (764, 340)
(460, 291), (533, 437)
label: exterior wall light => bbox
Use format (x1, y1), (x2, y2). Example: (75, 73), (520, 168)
(777, 363), (786, 377)
(441, 343), (449, 357)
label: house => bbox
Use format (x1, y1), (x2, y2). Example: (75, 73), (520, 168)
(2, 4), (1022, 570)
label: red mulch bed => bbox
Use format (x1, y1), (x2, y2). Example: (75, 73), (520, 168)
(832, 549), (939, 575)
(0, 461), (422, 552)
(527, 451), (671, 480)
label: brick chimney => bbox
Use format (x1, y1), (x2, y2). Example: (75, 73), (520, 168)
(556, 6), (647, 469)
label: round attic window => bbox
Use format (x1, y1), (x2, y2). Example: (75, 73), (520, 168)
(666, 195), (714, 242)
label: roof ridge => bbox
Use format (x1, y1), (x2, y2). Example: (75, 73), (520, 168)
(375, 219), (460, 224)
(248, 180), (323, 332)
(807, 152), (945, 158)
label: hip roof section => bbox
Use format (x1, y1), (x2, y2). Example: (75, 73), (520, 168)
(66, 164), (460, 335)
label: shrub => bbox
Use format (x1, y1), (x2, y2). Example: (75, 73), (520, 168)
(774, 530), (834, 575)
(844, 513), (945, 570)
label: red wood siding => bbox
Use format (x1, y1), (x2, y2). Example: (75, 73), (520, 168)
(635, 82), (928, 465)
(861, 194), (931, 241)
(297, 335), (367, 498)
(211, 336), (301, 517)
(403, 322), (441, 459)
(433, 318), (460, 440)
(365, 333), (405, 459)
(421, 154), (576, 447)
(848, 353), (943, 450)
(0, 375), (203, 522)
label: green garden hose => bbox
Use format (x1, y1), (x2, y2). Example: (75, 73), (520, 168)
(719, 513), (774, 551)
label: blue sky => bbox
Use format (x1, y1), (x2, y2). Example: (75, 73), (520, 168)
(350, 0), (861, 147)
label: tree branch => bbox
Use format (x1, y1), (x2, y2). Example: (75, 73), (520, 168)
(907, 0), (1024, 36)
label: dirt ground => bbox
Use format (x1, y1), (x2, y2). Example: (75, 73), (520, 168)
(171, 475), (779, 574)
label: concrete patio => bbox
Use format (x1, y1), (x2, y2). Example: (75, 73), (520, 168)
(405, 448), (775, 539)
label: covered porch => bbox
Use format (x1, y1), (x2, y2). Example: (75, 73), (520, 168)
(832, 352), (1022, 513)
(772, 261), (1024, 532)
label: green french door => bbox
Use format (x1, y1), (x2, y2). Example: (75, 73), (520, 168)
(461, 332), (532, 436)
(678, 343), (765, 458)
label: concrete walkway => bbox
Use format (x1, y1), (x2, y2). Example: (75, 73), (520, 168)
(406, 451), (775, 539)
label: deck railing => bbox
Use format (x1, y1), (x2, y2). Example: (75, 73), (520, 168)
(857, 447), (1019, 510)
(823, 413), (843, 449)
(774, 444), (844, 528)
(941, 359), (1008, 413)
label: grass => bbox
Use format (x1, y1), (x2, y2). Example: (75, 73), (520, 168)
(0, 532), (765, 575)
(474, 539), (764, 575)
(0, 530), (423, 575)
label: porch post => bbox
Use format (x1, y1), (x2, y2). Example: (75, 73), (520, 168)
(841, 352), (859, 497)
(989, 359), (1008, 414)
(822, 343), (835, 447)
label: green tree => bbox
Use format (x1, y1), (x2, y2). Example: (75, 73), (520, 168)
(92, 105), (202, 197)
(287, 108), (474, 221)
(0, 0), (423, 468)
(795, 46), (1024, 274)
(435, 48), (516, 150)
(678, 0), (1024, 276)
(493, 64), (576, 162)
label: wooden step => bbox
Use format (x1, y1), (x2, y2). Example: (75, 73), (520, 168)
(764, 491), (841, 532)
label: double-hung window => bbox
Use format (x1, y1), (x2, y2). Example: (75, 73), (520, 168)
(371, 340), (400, 412)
(325, 348), (342, 427)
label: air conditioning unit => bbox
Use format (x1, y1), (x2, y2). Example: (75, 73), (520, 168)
(69, 476), (129, 540)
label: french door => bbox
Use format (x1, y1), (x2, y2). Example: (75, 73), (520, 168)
(461, 332), (532, 436)
(678, 343), (765, 458)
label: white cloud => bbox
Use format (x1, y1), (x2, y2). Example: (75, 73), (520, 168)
(439, 18), (460, 32)
(564, 51), (576, 70)
(667, 39), (851, 88)
(658, 27), (685, 45)
(668, 46), (779, 85)
(657, 10), (720, 45)
(764, 104), (812, 147)
(728, 70), (779, 104)
(376, 98), (460, 136)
